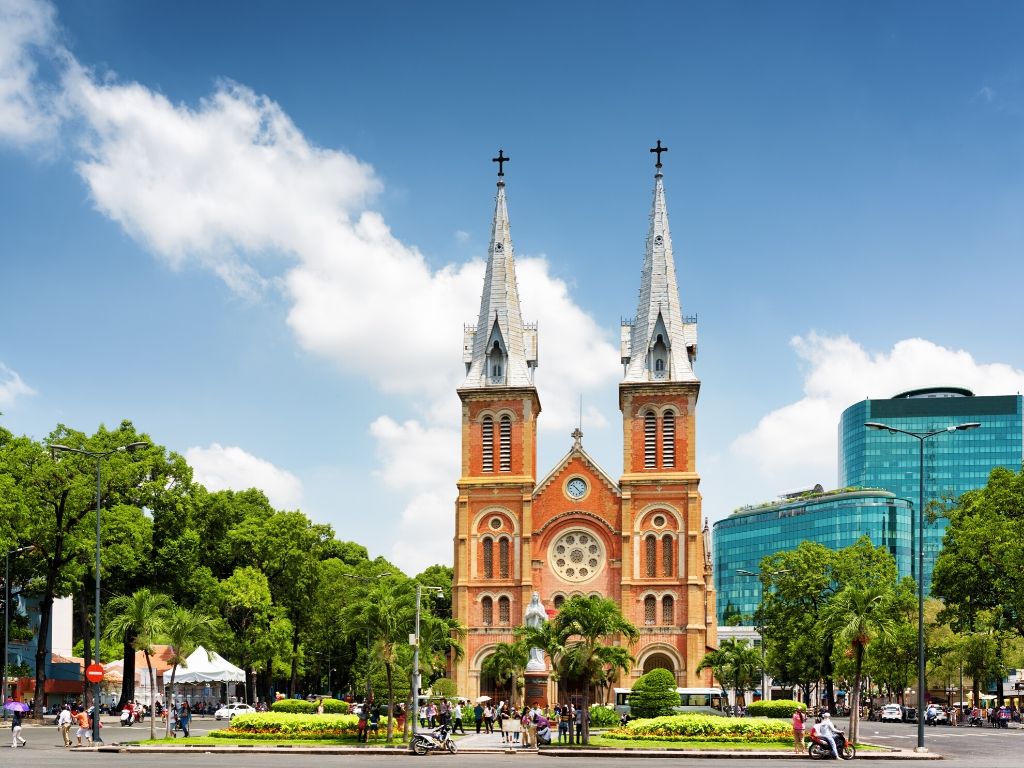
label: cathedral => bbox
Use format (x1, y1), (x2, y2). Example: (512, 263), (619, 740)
(451, 146), (716, 704)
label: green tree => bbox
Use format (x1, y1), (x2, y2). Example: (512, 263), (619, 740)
(697, 638), (761, 708)
(103, 588), (172, 741)
(481, 640), (530, 708)
(218, 566), (284, 702)
(629, 667), (679, 718)
(162, 606), (216, 737)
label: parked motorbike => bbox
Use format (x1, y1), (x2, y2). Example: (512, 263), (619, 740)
(808, 728), (855, 760)
(410, 723), (457, 756)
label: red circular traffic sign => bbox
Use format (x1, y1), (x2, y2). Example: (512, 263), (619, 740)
(85, 663), (104, 683)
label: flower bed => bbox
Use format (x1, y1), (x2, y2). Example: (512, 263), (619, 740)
(605, 714), (792, 743)
(212, 713), (364, 740)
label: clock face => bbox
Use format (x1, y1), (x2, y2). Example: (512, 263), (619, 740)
(566, 478), (587, 499)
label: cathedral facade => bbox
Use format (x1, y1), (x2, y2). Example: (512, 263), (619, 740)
(451, 150), (716, 703)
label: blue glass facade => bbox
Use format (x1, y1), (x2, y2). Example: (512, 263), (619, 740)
(839, 391), (1024, 591)
(713, 490), (912, 623)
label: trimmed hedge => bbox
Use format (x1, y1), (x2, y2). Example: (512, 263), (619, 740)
(589, 704), (618, 728)
(269, 698), (349, 714)
(745, 699), (805, 719)
(629, 668), (680, 719)
(321, 698), (349, 714)
(605, 713), (791, 743)
(214, 712), (393, 740)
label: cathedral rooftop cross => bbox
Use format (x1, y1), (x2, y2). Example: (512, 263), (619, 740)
(650, 139), (668, 169)
(492, 148), (510, 177)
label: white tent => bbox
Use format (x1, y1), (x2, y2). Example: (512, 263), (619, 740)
(172, 645), (245, 683)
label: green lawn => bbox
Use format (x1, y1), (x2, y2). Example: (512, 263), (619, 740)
(117, 736), (409, 747)
(569, 736), (794, 750)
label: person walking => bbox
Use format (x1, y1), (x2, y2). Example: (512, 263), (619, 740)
(10, 708), (27, 748)
(179, 701), (191, 738)
(73, 707), (92, 747)
(792, 707), (807, 754)
(58, 705), (73, 747)
(452, 701), (465, 734)
(473, 702), (484, 733)
(483, 703), (494, 734)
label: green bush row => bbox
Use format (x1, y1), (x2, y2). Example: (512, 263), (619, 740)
(606, 713), (791, 743)
(269, 698), (349, 714)
(745, 699), (805, 719)
(588, 704), (619, 728)
(222, 712), (360, 737)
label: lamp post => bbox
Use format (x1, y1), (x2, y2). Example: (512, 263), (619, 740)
(3, 545), (35, 719)
(736, 568), (789, 703)
(50, 440), (147, 743)
(864, 421), (979, 752)
(411, 583), (443, 739)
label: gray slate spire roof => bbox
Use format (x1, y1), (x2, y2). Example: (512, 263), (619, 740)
(462, 180), (538, 388)
(621, 170), (697, 382)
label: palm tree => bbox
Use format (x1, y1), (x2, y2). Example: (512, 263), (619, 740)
(523, 596), (638, 744)
(697, 638), (762, 710)
(820, 584), (895, 744)
(481, 640), (530, 707)
(103, 588), (173, 741)
(162, 606), (215, 738)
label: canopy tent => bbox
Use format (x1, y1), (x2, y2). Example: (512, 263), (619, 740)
(172, 646), (245, 684)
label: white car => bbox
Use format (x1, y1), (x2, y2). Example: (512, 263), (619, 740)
(880, 704), (904, 722)
(214, 702), (256, 720)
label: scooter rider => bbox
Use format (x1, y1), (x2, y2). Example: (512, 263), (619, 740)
(813, 712), (840, 759)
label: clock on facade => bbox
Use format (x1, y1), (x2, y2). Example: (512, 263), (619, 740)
(566, 478), (587, 499)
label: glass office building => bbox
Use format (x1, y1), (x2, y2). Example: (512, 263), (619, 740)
(713, 489), (912, 624)
(839, 388), (1024, 591)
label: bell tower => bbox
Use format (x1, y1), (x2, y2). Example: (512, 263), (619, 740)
(452, 151), (540, 697)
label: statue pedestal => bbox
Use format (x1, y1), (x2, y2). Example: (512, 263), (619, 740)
(524, 673), (549, 709)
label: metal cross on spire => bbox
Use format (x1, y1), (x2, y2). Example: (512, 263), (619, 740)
(650, 139), (668, 169)
(492, 149), (510, 177)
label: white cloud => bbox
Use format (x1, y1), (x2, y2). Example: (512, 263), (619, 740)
(0, 362), (36, 408)
(732, 333), (1024, 476)
(0, 0), (60, 145)
(454, 229), (470, 243)
(185, 443), (304, 510)
(976, 85), (996, 104)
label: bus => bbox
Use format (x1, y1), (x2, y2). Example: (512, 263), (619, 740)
(613, 687), (725, 716)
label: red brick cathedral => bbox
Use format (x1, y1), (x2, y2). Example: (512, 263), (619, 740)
(452, 148), (716, 704)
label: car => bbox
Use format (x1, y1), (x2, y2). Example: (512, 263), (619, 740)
(881, 704), (904, 722)
(214, 702), (255, 721)
(903, 706), (918, 723)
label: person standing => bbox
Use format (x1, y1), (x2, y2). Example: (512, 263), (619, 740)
(10, 708), (27, 748)
(483, 703), (494, 734)
(792, 707), (807, 754)
(58, 705), (73, 747)
(558, 704), (570, 744)
(473, 702), (484, 733)
(179, 701), (191, 737)
(520, 709), (533, 748)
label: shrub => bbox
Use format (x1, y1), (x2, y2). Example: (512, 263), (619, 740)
(629, 668), (680, 719)
(745, 699), (805, 719)
(605, 713), (791, 743)
(271, 699), (315, 714)
(214, 712), (398, 741)
(320, 698), (349, 714)
(432, 678), (458, 698)
(589, 704), (618, 728)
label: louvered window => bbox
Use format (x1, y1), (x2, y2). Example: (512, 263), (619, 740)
(662, 595), (674, 625)
(645, 535), (656, 578)
(498, 596), (510, 625)
(662, 411), (675, 467)
(644, 595), (656, 625)
(482, 596), (493, 626)
(482, 417), (494, 472)
(499, 538), (510, 579)
(644, 412), (657, 468)
(483, 538), (494, 579)
(662, 535), (673, 577)
(499, 415), (512, 471)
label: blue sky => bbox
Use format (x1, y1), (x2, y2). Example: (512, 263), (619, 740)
(3, 0), (1024, 573)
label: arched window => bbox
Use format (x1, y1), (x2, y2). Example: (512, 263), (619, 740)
(645, 535), (657, 578)
(553, 594), (565, 610)
(644, 595), (656, 625)
(482, 417), (494, 472)
(644, 411), (657, 468)
(662, 595), (674, 625)
(499, 537), (510, 579)
(482, 596), (493, 626)
(662, 411), (675, 467)
(498, 596), (510, 625)
(499, 415), (512, 471)
(662, 534), (673, 577)
(483, 537), (494, 579)
(655, 358), (664, 371)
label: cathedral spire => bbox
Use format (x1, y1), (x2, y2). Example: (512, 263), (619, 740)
(621, 142), (697, 382)
(462, 152), (538, 388)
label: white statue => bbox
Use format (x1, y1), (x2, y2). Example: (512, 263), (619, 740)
(524, 592), (548, 672)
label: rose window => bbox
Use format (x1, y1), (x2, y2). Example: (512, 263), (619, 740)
(549, 529), (605, 583)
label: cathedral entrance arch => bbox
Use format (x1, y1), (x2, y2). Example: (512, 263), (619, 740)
(642, 652), (676, 675)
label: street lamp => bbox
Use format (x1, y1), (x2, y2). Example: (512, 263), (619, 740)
(864, 420), (979, 753)
(49, 440), (147, 743)
(411, 583), (443, 739)
(3, 545), (35, 719)
(735, 568), (789, 703)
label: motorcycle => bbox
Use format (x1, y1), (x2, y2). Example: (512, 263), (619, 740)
(410, 723), (457, 756)
(808, 728), (855, 760)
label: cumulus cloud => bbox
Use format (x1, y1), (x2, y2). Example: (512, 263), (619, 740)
(732, 333), (1024, 475)
(0, 362), (36, 408)
(185, 443), (304, 510)
(0, 0), (61, 145)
